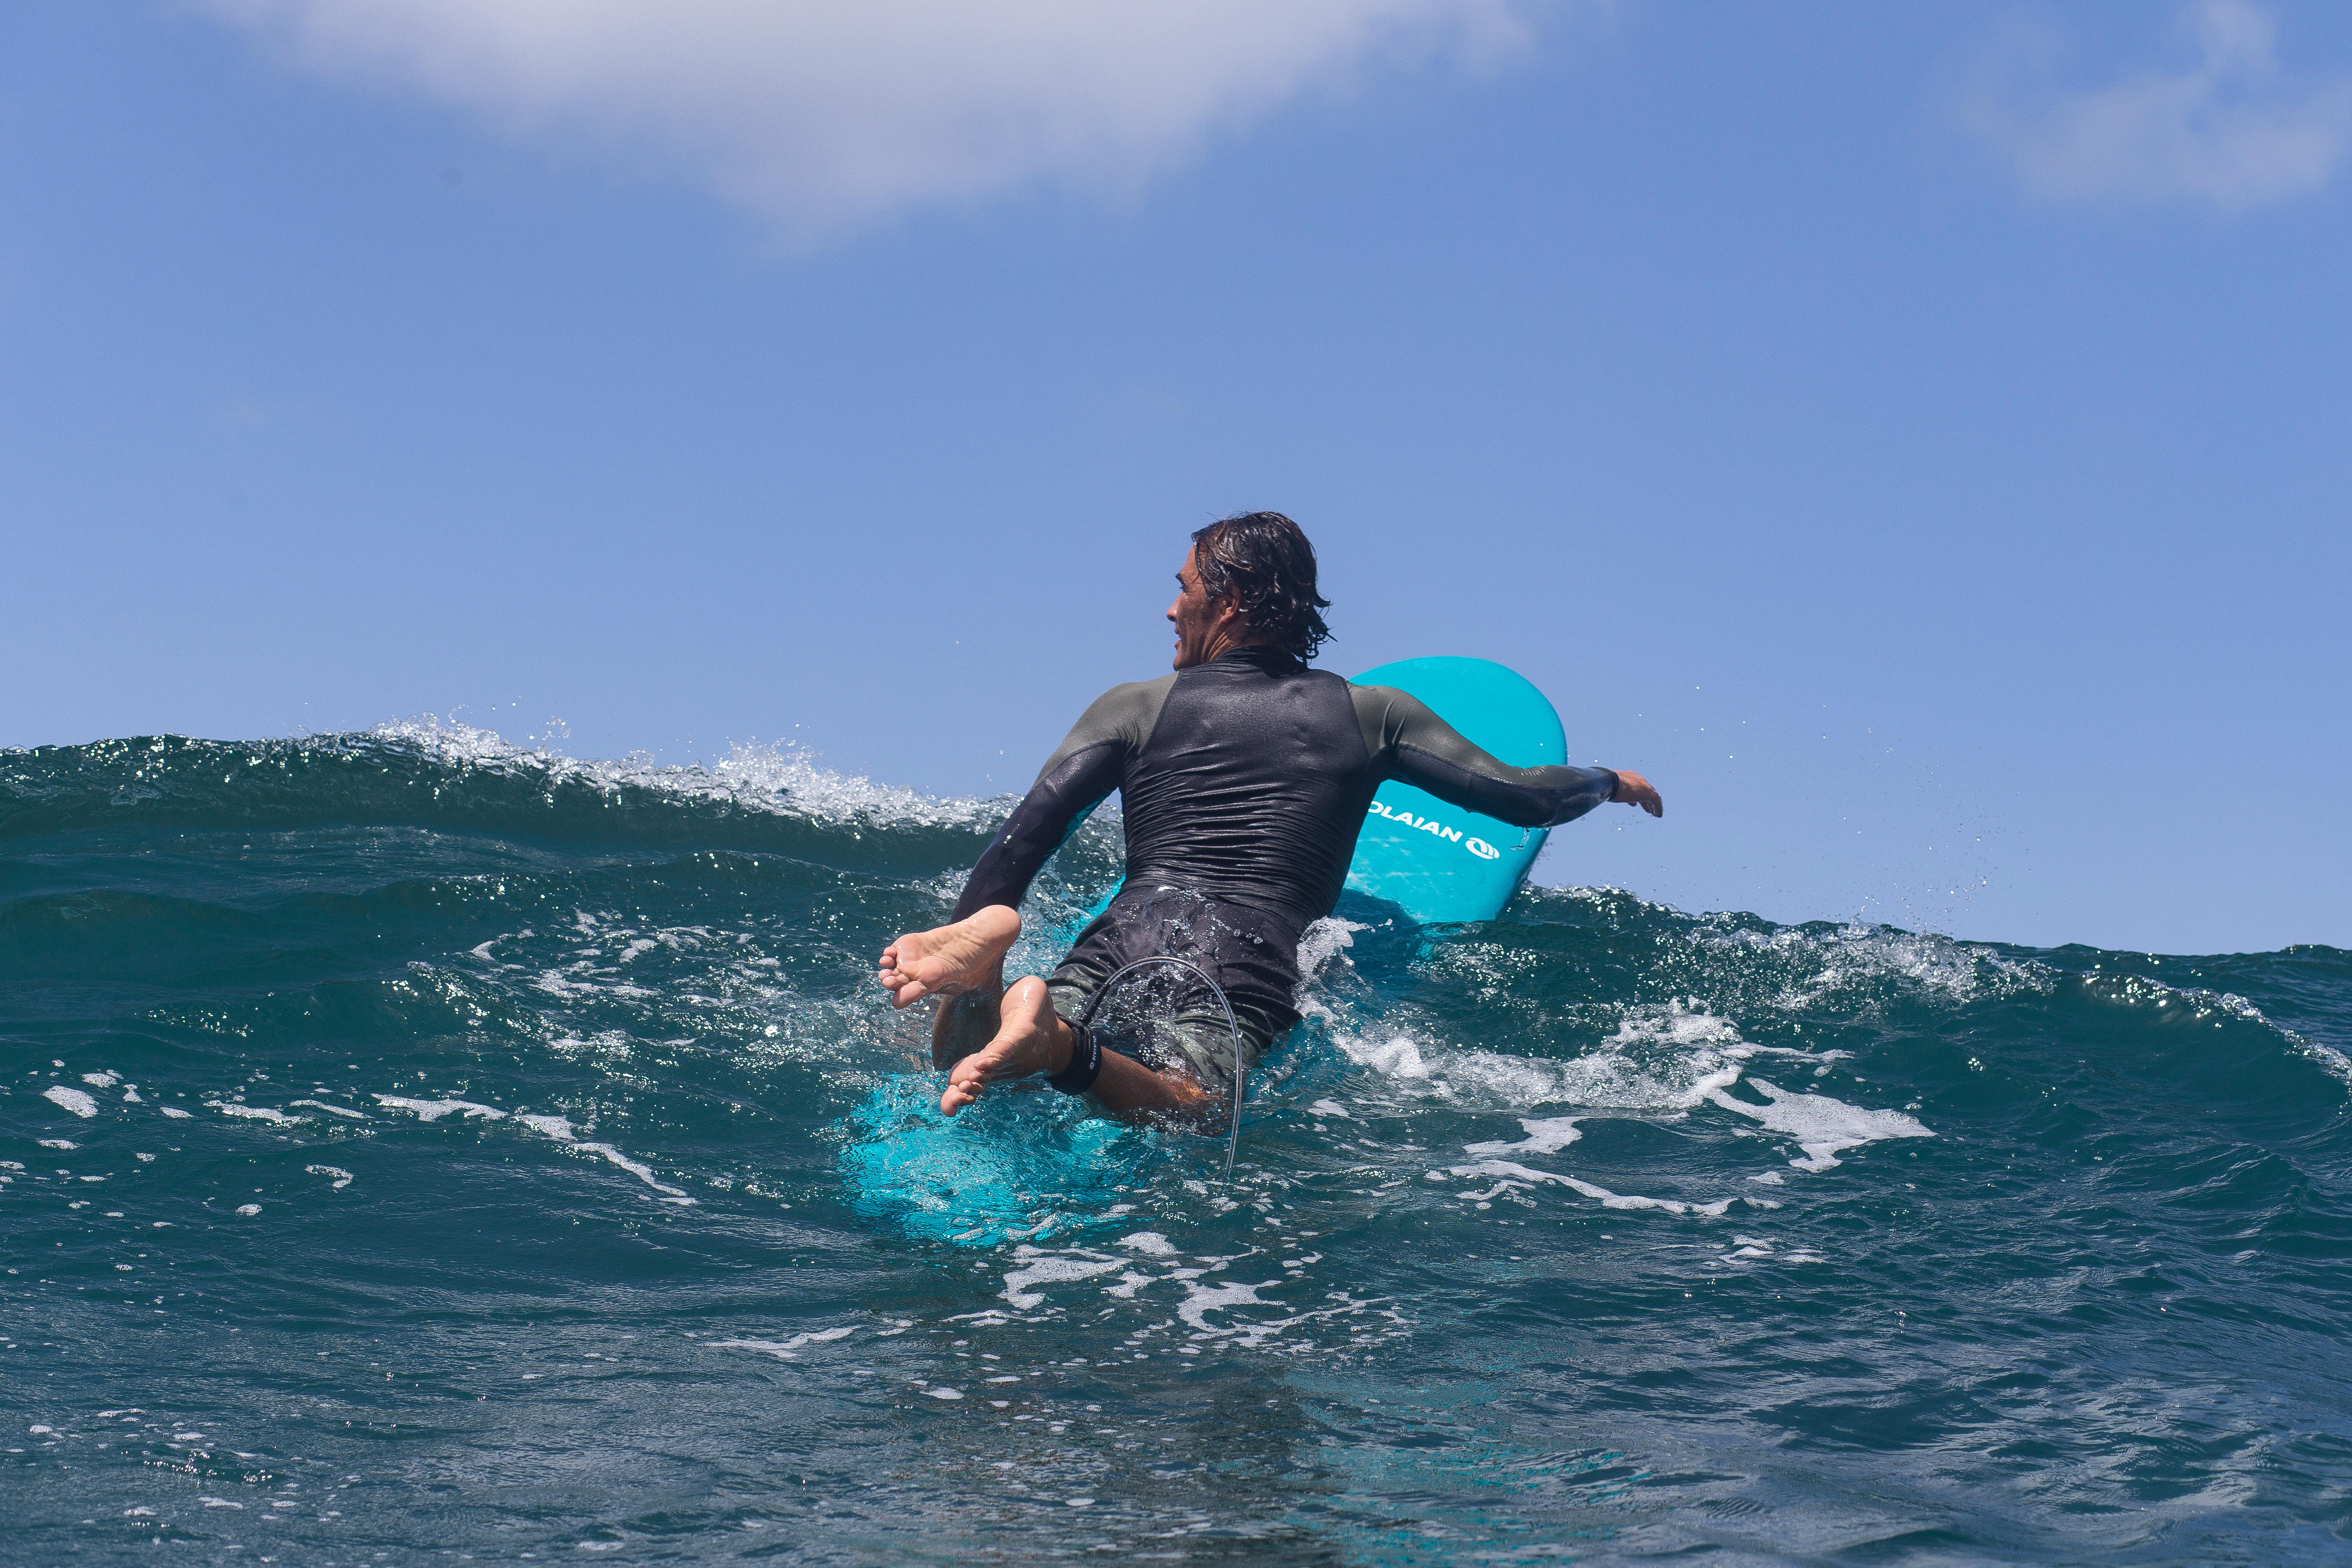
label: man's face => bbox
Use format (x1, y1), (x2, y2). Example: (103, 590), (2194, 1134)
(1166, 547), (1241, 670)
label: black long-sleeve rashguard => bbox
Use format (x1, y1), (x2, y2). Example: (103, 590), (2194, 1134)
(951, 647), (1617, 1051)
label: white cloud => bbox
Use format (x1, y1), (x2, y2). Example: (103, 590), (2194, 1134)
(1968, 0), (2352, 210)
(199, 0), (1537, 240)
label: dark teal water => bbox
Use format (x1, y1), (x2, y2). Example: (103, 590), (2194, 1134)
(5, 726), (2349, 1565)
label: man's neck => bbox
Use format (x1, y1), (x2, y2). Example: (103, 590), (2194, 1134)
(1202, 640), (1297, 669)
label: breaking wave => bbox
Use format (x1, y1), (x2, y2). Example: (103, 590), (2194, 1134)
(5, 725), (2349, 1564)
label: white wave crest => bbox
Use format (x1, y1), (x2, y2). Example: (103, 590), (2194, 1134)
(1439, 1158), (1736, 1216)
(1462, 1116), (1583, 1157)
(207, 1101), (309, 1125)
(1295, 917), (1369, 994)
(1336, 1001), (1750, 1113)
(1694, 918), (2053, 1013)
(518, 1113), (695, 1204)
(708, 1326), (855, 1360)
(368, 717), (998, 832)
(2185, 986), (2352, 1089)
(374, 1095), (506, 1122)
(1002, 1252), (1128, 1311)
(1706, 1077), (1933, 1171)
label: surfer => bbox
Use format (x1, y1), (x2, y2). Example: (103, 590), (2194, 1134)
(879, 511), (1662, 1123)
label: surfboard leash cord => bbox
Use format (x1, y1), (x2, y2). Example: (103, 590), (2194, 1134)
(1071, 956), (1246, 1180)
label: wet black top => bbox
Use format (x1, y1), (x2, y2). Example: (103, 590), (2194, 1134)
(952, 647), (1617, 940)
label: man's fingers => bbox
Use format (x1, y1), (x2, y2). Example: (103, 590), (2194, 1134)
(1610, 771), (1664, 819)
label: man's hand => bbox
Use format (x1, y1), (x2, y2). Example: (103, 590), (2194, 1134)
(879, 905), (1022, 1008)
(1611, 770), (1663, 818)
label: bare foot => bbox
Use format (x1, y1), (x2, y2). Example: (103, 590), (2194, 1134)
(879, 905), (1021, 1008)
(941, 976), (1073, 1117)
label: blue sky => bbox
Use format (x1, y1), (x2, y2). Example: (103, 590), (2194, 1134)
(3, 0), (2347, 955)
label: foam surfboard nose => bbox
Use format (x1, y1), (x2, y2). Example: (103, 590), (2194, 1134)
(1344, 656), (1567, 924)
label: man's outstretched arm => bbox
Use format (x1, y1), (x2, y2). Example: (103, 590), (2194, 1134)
(947, 741), (1124, 923)
(879, 733), (1122, 1017)
(876, 737), (1120, 1017)
(1354, 684), (1663, 827)
(947, 675), (1172, 921)
(879, 679), (1171, 1051)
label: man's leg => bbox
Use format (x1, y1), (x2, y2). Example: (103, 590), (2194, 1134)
(941, 976), (1222, 1121)
(1148, 999), (1281, 1113)
(907, 891), (1264, 1124)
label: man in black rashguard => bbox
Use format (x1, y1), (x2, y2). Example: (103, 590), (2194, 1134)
(878, 512), (1663, 1124)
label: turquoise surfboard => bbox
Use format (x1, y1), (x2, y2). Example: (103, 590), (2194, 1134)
(1344, 656), (1566, 924)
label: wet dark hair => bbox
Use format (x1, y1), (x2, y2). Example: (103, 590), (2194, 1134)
(1189, 511), (1333, 662)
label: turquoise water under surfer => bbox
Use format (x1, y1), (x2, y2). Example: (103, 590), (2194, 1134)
(878, 511), (1664, 1124)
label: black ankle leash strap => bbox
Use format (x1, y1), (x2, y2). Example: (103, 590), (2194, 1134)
(1057, 956), (1246, 1180)
(1046, 1022), (1102, 1095)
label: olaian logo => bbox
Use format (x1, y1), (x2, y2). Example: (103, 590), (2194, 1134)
(1367, 800), (1502, 860)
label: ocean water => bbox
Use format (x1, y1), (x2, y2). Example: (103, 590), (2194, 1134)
(5, 724), (2350, 1566)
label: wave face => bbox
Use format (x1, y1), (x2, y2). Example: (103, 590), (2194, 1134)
(5, 726), (2350, 1564)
